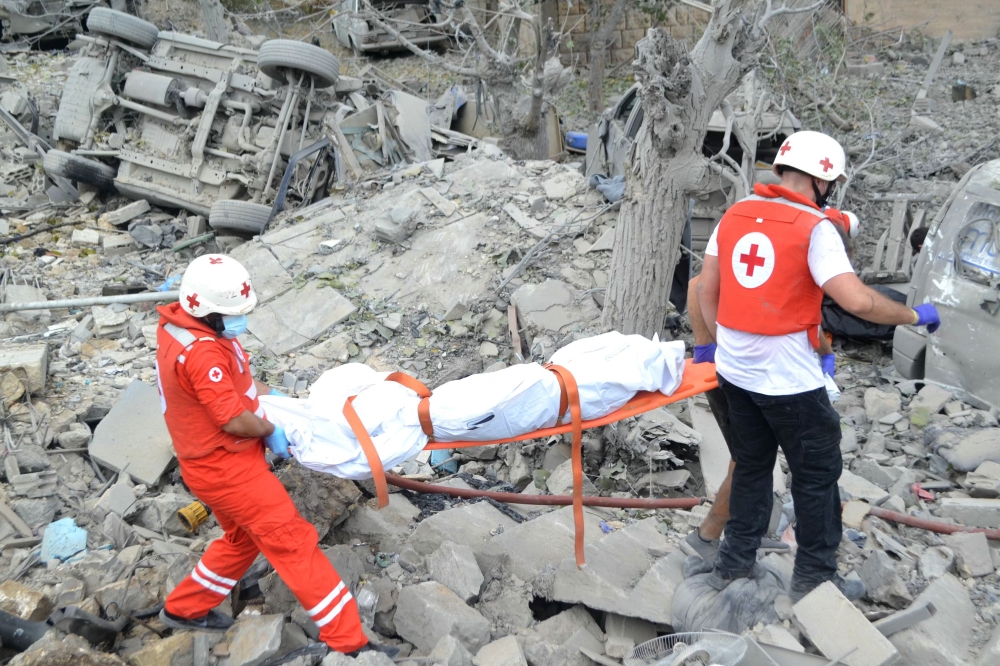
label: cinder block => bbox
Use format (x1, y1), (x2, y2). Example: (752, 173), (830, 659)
(0, 344), (47, 393)
(793, 581), (899, 666)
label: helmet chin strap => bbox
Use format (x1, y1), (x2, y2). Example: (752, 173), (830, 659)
(812, 178), (833, 208)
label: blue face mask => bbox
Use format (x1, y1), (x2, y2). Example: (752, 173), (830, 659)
(221, 314), (248, 339)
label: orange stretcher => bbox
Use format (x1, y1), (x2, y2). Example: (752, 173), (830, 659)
(344, 359), (718, 567)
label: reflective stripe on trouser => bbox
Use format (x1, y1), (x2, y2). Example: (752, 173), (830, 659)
(163, 469), (367, 653)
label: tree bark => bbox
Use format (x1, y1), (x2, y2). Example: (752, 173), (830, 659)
(587, 0), (630, 115)
(602, 0), (766, 337)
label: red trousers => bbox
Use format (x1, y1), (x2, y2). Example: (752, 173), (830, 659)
(164, 468), (367, 653)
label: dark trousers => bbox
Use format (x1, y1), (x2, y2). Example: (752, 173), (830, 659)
(714, 373), (843, 592)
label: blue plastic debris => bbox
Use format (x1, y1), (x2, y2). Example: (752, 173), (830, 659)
(566, 131), (587, 152)
(156, 275), (182, 292)
(40, 518), (88, 563)
(430, 449), (458, 474)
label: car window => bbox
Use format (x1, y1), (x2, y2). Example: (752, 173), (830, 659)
(614, 89), (638, 122)
(956, 201), (1000, 281)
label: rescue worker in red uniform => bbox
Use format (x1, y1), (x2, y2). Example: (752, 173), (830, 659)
(155, 254), (368, 654)
(697, 131), (942, 601)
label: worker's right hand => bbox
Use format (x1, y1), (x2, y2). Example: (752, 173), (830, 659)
(264, 425), (292, 459)
(693, 343), (716, 364)
(913, 303), (940, 333)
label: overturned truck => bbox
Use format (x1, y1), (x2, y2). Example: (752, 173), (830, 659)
(46, 8), (343, 234)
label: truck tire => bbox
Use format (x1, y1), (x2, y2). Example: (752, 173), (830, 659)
(257, 40), (340, 89)
(43, 150), (117, 190)
(209, 200), (273, 236)
(86, 8), (159, 49)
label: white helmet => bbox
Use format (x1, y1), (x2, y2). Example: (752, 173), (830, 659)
(773, 130), (847, 182)
(179, 254), (258, 318)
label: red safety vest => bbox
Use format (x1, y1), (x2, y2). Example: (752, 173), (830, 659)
(155, 303), (264, 460)
(717, 184), (828, 349)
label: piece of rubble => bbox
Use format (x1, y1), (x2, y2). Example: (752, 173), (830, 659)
(938, 498), (1000, 528)
(754, 624), (804, 652)
(0, 344), (47, 393)
(842, 500), (872, 529)
(543, 171), (584, 201)
(0, 579), (54, 621)
(546, 459), (598, 497)
(978, 622), (1000, 666)
(935, 429), (1000, 473)
(864, 388), (901, 422)
(229, 241), (296, 303)
(473, 636), (527, 666)
(5, 286), (51, 326)
(56, 422), (92, 448)
(341, 494), (421, 552)
(428, 634), (474, 666)
(406, 501), (518, 557)
(222, 614), (285, 666)
(94, 578), (154, 615)
(793, 581), (899, 666)
(943, 532), (994, 577)
(98, 199), (150, 227)
(128, 632), (197, 666)
(966, 460), (1000, 497)
(586, 229), (615, 253)
(394, 581), (491, 653)
(247, 281), (356, 355)
(909, 384), (953, 414)
(890, 574), (975, 666)
(280, 465), (361, 542)
(839, 469), (890, 503)
(860, 550), (913, 608)
(71, 228), (100, 246)
(428, 541), (484, 603)
(89, 380), (175, 486)
(40, 517), (87, 564)
(8, 633), (125, 665)
(93, 481), (136, 520)
(604, 613), (655, 659)
(511, 280), (598, 333)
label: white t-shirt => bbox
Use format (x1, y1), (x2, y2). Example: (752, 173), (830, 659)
(705, 220), (854, 396)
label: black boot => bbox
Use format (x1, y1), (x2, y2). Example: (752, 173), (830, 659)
(158, 608), (234, 632)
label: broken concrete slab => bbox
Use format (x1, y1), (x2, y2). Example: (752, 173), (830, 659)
(966, 460), (1000, 497)
(0, 579), (54, 621)
(546, 459), (598, 497)
(473, 636), (527, 666)
(0, 344), (47, 393)
(977, 621), (1000, 666)
(604, 613), (656, 659)
(511, 280), (599, 333)
(221, 614), (284, 666)
(909, 384), (953, 415)
(919, 545), (955, 579)
(394, 581), (491, 653)
(89, 380), (175, 486)
(864, 388), (901, 422)
(428, 634), (474, 666)
(793, 581), (899, 666)
(943, 532), (994, 577)
(860, 550), (913, 608)
(890, 574), (975, 666)
(428, 541), (484, 603)
(98, 199), (149, 226)
(839, 469), (890, 504)
(938, 498), (1000, 528)
(341, 494), (420, 552)
(406, 501), (518, 557)
(247, 281), (356, 355)
(936, 428), (1000, 473)
(228, 241), (295, 303)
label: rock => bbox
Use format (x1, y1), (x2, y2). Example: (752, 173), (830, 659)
(406, 502), (517, 556)
(355, 653), (394, 666)
(754, 624), (804, 652)
(90, 380), (175, 486)
(793, 581), (899, 666)
(840, 424), (859, 453)
(222, 614), (285, 666)
(966, 460), (1000, 497)
(40, 517), (87, 564)
(546, 459), (597, 497)
(71, 228), (100, 245)
(511, 280), (598, 333)
(94, 579), (154, 615)
(839, 469), (890, 503)
(135, 493), (193, 536)
(56, 422), (91, 448)
(0, 579), (53, 621)
(99, 199), (150, 226)
(953, 51), (965, 65)
(0, 344), (47, 393)
(937, 428), (1000, 472)
(12, 497), (59, 530)
(604, 614), (655, 659)
(473, 637), (527, 666)
(428, 634), (474, 666)
(942, 532), (994, 577)
(13, 445), (49, 473)
(910, 384), (953, 415)
(479, 342), (499, 358)
(977, 621), (1000, 666)
(428, 541), (484, 603)
(8, 633), (126, 665)
(543, 171), (584, 201)
(883, 495), (906, 514)
(443, 299), (470, 321)
(939, 498), (1000, 528)
(394, 582), (491, 653)
(841, 500), (872, 530)
(309, 332), (354, 363)
(852, 459), (897, 489)
(93, 481), (137, 520)
(128, 632), (194, 666)
(860, 550), (913, 608)
(864, 388), (901, 422)
(341, 494), (421, 552)
(890, 574), (975, 666)
(280, 464), (361, 541)
(53, 578), (84, 607)
(322, 654), (357, 666)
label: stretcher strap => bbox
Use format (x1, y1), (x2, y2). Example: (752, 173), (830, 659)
(547, 365), (569, 426)
(545, 364), (586, 568)
(386, 372), (435, 441)
(343, 396), (390, 509)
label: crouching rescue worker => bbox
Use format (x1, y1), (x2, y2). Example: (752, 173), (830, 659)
(697, 131), (942, 602)
(155, 254), (368, 653)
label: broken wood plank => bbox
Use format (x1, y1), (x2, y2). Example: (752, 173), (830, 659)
(1, 536), (40, 551)
(913, 30), (952, 114)
(885, 200), (911, 273)
(508, 304), (524, 364)
(331, 122), (363, 179)
(0, 497), (34, 538)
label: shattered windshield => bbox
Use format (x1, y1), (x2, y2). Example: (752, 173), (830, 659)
(956, 201), (1000, 279)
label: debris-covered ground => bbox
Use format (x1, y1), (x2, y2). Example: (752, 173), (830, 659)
(1, 4), (1000, 666)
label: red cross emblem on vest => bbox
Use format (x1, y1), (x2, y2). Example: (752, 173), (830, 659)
(731, 232), (775, 289)
(740, 245), (767, 276)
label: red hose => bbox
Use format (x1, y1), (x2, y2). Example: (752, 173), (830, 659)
(385, 474), (704, 509)
(866, 505), (1000, 541)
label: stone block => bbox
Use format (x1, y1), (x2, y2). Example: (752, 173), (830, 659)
(0, 344), (47, 393)
(94, 481), (137, 520)
(839, 469), (890, 504)
(860, 550), (913, 608)
(99, 199), (150, 226)
(428, 634), (473, 666)
(793, 581), (899, 666)
(890, 574), (975, 666)
(89, 380), (175, 486)
(428, 541), (484, 603)
(341, 494), (421, 552)
(280, 464), (361, 541)
(128, 632), (194, 666)
(939, 498), (1000, 528)
(247, 281), (356, 355)
(852, 459), (897, 489)
(864, 388), (901, 422)
(909, 384), (953, 415)
(94, 579), (154, 615)
(546, 459), (597, 497)
(394, 582), (491, 653)
(473, 637), (527, 666)
(71, 228), (100, 246)
(222, 614), (285, 666)
(966, 460), (1000, 497)
(943, 532), (994, 577)
(101, 234), (136, 256)
(604, 613), (656, 659)
(406, 502), (517, 556)
(0, 579), (53, 621)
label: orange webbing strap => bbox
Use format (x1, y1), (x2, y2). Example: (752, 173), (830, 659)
(546, 364), (569, 426)
(386, 372), (435, 441)
(343, 396), (390, 509)
(546, 364), (585, 568)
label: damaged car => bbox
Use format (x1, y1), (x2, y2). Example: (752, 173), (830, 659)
(0, 0), (98, 45)
(45, 8), (343, 235)
(894, 158), (1000, 409)
(333, 0), (447, 55)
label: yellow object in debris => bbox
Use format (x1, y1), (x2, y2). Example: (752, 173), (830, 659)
(177, 501), (209, 533)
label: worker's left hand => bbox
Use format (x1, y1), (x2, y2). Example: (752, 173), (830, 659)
(913, 303), (941, 333)
(693, 343), (716, 364)
(264, 425), (292, 459)
(820, 353), (836, 378)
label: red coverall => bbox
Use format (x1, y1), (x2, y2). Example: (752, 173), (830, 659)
(155, 303), (367, 652)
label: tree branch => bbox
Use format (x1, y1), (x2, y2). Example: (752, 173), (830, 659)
(360, 3), (477, 77)
(756, 0), (828, 37)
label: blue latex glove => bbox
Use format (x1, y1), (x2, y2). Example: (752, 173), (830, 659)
(264, 425), (291, 459)
(268, 388), (285, 397)
(913, 303), (941, 333)
(821, 353), (836, 378)
(693, 343), (716, 364)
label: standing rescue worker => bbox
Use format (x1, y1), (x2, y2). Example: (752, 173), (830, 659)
(697, 131), (941, 601)
(155, 254), (368, 653)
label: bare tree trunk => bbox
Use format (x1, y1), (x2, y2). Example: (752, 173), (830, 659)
(587, 0), (630, 115)
(199, 0), (230, 43)
(602, 0), (770, 337)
